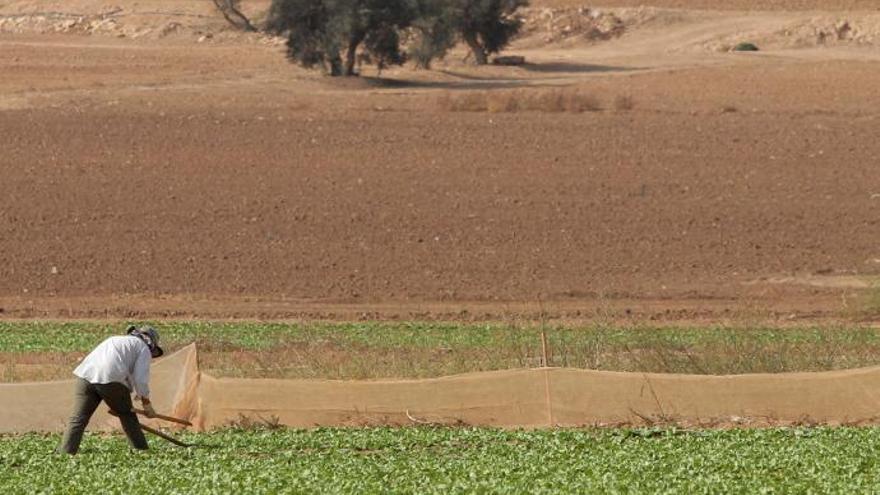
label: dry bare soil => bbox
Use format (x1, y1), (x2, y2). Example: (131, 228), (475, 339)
(1, 0), (879, 321)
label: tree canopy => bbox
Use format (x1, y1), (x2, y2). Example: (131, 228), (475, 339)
(267, 0), (529, 76)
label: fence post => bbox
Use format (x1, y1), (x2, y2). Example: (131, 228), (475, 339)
(540, 330), (549, 367)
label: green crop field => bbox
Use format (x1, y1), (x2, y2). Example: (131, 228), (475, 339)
(3, 321), (880, 382)
(3, 427), (880, 493)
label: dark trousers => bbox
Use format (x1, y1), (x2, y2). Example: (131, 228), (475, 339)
(57, 378), (148, 454)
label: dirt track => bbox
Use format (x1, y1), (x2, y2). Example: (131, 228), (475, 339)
(574, 0), (880, 9)
(1, 2), (879, 321)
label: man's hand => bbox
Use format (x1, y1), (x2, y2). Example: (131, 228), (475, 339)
(140, 398), (158, 418)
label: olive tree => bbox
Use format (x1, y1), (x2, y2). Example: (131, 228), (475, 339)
(267, 0), (417, 76)
(456, 0), (528, 65)
(407, 0), (528, 68)
(267, 0), (528, 74)
(408, 0), (458, 69)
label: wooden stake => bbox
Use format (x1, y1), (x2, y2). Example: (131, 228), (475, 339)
(541, 330), (549, 368)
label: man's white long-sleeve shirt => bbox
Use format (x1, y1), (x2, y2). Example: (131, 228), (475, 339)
(73, 335), (152, 399)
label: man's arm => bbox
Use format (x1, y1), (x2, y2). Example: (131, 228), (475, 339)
(132, 347), (157, 417)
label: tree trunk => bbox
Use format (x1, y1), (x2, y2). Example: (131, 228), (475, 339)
(344, 31), (366, 76)
(328, 53), (344, 77)
(211, 0), (257, 32)
(463, 33), (488, 65)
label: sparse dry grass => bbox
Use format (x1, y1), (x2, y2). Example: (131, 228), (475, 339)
(436, 91), (488, 112)
(196, 341), (528, 380)
(4, 322), (880, 381)
(859, 284), (880, 318)
(613, 95), (635, 111)
(438, 88), (603, 113)
(0, 352), (74, 382)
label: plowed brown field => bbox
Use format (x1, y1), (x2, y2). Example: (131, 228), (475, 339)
(1, 1), (879, 321)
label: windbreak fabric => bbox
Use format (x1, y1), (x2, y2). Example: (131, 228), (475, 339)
(3, 344), (880, 432)
(0, 344), (198, 433)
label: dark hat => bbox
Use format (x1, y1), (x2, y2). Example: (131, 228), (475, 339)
(127, 325), (165, 358)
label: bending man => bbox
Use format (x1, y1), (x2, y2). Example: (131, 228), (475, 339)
(57, 325), (163, 454)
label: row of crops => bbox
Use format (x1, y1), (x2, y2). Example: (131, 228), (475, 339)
(4, 427), (880, 493)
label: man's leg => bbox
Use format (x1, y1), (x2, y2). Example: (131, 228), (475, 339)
(57, 378), (102, 454)
(95, 382), (149, 451)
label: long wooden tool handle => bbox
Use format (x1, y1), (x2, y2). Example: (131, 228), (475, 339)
(132, 408), (193, 427)
(140, 423), (192, 448)
(107, 409), (192, 448)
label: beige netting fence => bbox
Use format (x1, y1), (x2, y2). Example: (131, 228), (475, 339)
(0, 343), (199, 433)
(3, 344), (880, 432)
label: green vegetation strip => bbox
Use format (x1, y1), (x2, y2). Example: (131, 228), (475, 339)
(3, 427), (880, 493)
(3, 321), (880, 379)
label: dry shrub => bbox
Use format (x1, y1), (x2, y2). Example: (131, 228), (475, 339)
(438, 88), (601, 113)
(613, 95), (635, 111)
(559, 90), (601, 113)
(530, 90), (566, 112)
(437, 91), (488, 112)
(511, 88), (601, 113)
(486, 91), (521, 113)
(226, 413), (283, 430)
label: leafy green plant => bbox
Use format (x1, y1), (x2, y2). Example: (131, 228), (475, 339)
(3, 427), (880, 493)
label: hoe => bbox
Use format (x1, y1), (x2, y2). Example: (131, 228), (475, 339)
(108, 408), (194, 448)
